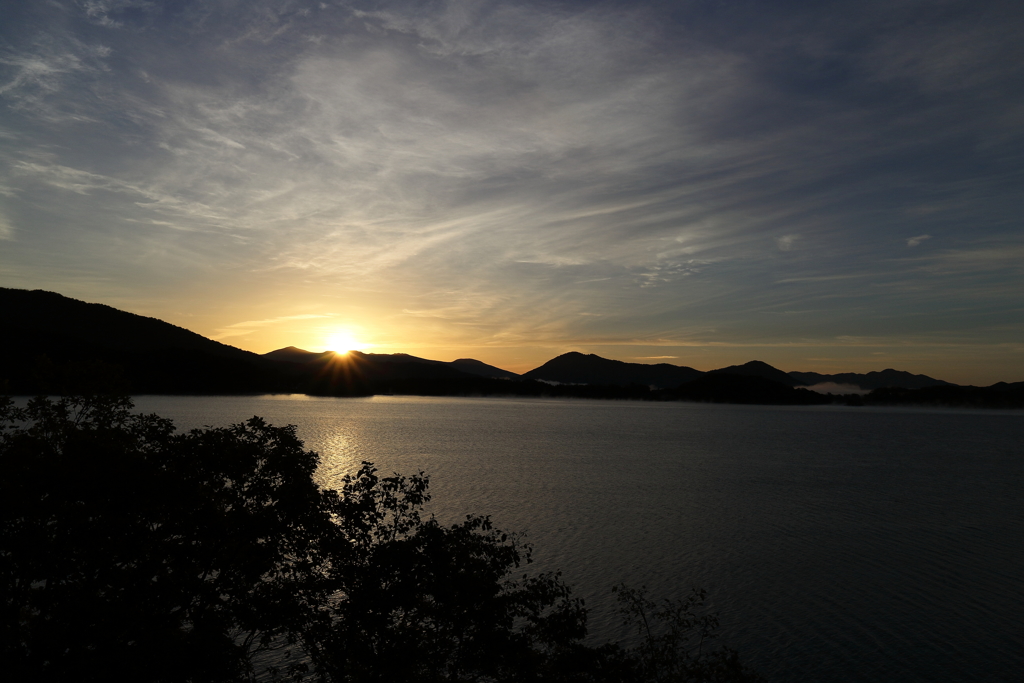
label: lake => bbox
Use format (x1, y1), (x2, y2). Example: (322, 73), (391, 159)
(132, 394), (1024, 682)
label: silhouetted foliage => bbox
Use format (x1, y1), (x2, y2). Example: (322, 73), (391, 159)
(0, 394), (335, 682)
(1, 394), (762, 682)
(305, 464), (592, 682)
(608, 586), (761, 683)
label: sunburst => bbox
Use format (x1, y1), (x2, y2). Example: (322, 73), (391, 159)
(325, 330), (361, 354)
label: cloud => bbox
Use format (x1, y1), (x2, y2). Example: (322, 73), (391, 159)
(909, 242), (1024, 275)
(0, 32), (112, 121)
(213, 314), (330, 340)
(776, 234), (800, 251)
(79, 1), (157, 28)
(13, 161), (127, 195)
(0, 0), (1022, 379)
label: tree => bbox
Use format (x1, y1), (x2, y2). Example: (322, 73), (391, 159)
(1, 394), (761, 682)
(0, 394), (336, 682)
(608, 585), (763, 683)
(304, 463), (590, 682)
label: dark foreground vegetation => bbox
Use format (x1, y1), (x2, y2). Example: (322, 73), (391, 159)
(1, 393), (763, 683)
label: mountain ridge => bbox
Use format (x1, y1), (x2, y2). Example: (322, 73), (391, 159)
(4, 288), (1018, 407)
(522, 352), (702, 389)
(260, 347), (520, 381)
(789, 369), (951, 391)
(519, 352), (953, 392)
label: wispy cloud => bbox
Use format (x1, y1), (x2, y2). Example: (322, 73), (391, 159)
(775, 235), (800, 252)
(0, 211), (14, 240)
(213, 314), (331, 340)
(0, 0), (1022, 382)
(910, 243), (1024, 275)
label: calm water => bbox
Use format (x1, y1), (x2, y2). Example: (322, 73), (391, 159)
(132, 395), (1024, 682)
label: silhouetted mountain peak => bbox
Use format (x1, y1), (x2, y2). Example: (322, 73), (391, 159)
(362, 352), (442, 365)
(709, 360), (797, 386)
(263, 346), (325, 363)
(524, 352), (702, 388)
(449, 358), (520, 379)
(8, 287), (1007, 404)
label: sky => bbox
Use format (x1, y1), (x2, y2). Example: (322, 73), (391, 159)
(1, 0), (1022, 384)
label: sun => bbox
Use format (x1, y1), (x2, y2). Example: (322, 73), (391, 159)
(325, 330), (361, 354)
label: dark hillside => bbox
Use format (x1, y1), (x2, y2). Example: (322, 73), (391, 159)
(361, 352), (520, 380)
(449, 358), (520, 379)
(789, 368), (950, 390)
(262, 347), (519, 381)
(523, 352), (702, 388)
(708, 360), (798, 387)
(4, 288), (1012, 405)
(263, 346), (332, 364)
(668, 374), (830, 405)
(2, 288), (256, 360)
(864, 383), (1024, 409)
(1, 288), (290, 395)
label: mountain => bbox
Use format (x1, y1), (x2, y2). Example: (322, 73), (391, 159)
(518, 353), (981, 403)
(261, 348), (520, 381)
(708, 360), (799, 387)
(354, 352), (481, 381)
(359, 352), (521, 380)
(522, 352), (702, 388)
(2, 288), (257, 361)
(788, 369), (950, 391)
(263, 346), (333, 364)
(519, 353), (962, 394)
(1, 288), (292, 395)
(6, 287), (1013, 405)
(0, 286), (494, 396)
(449, 358), (520, 380)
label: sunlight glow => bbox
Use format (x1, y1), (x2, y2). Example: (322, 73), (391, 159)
(325, 330), (361, 354)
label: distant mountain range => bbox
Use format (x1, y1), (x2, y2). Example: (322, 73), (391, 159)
(3, 288), (1021, 408)
(520, 353), (951, 392)
(787, 369), (951, 391)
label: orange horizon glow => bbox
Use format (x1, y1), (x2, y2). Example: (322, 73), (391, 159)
(324, 330), (363, 354)
(198, 309), (1021, 387)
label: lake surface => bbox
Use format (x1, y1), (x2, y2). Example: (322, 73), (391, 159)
(133, 395), (1024, 682)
